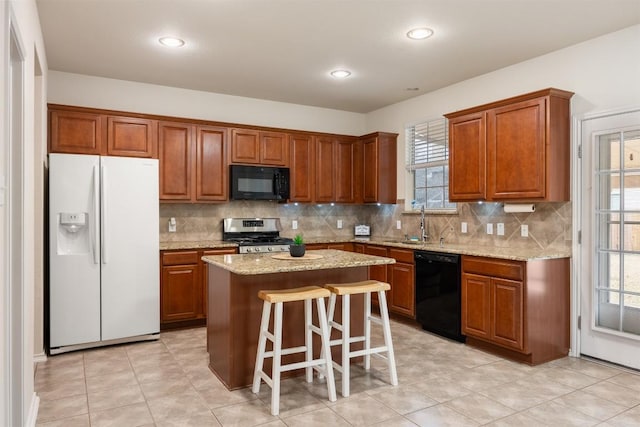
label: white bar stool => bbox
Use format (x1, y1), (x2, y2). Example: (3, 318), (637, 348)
(252, 285), (337, 416)
(325, 280), (398, 397)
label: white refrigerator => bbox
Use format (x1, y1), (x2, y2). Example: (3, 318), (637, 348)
(49, 153), (160, 354)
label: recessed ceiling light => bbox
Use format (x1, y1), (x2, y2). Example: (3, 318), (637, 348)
(159, 36), (185, 47)
(330, 69), (351, 79)
(406, 27), (434, 40)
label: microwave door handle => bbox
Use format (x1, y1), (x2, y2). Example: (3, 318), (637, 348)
(274, 172), (280, 199)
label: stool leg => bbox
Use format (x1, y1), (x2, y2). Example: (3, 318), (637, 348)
(377, 290), (398, 386)
(364, 291), (371, 371)
(316, 296), (337, 402)
(341, 293), (350, 397)
(252, 301), (271, 394)
(270, 301), (284, 416)
(304, 298), (313, 383)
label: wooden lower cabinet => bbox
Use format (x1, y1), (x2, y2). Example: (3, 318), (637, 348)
(461, 255), (569, 365)
(364, 245), (415, 318)
(161, 247), (236, 329)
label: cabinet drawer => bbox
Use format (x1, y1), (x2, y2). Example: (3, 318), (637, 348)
(162, 251), (199, 266)
(388, 248), (413, 264)
(462, 256), (524, 281)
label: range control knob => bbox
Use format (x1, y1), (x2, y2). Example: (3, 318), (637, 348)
(267, 247), (273, 252)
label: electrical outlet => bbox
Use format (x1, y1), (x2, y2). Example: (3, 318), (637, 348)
(486, 223), (493, 235)
(337, 219), (343, 229)
(521, 224), (529, 237)
(396, 220), (402, 230)
(461, 222), (468, 233)
(168, 217), (176, 233)
(497, 223), (505, 236)
(292, 220), (298, 230)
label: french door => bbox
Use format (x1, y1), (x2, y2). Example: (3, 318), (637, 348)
(580, 109), (640, 369)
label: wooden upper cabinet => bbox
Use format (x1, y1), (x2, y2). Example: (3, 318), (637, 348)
(107, 116), (157, 158)
(315, 136), (336, 202)
(445, 88), (573, 202)
(230, 128), (288, 166)
(196, 126), (227, 201)
(335, 138), (355, 203)
(49, 109), (104, 155)
(289, 133), (315, 202)
(230, 128), (260, 164)
(361, 132), (398, 204)
(159, 121), (194, 201)
(448, 113), (486, 201)
(260, 131), (288, 166)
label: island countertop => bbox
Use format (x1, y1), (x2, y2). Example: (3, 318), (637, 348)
(202, 249), (395, 275)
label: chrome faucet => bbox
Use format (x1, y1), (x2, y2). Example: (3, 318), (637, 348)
(420, 205), (428, 242)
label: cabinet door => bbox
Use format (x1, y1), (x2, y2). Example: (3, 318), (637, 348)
(289, 133), (315, 202)
(49, 109), (104, 155)
(335, 138), (354, 203)
(107, 116), (157, 158)
(491, 278), (524, 351)
(196, 126), (227, 201)
(159, 122), (194, 201)
(448, 112), (486, 201)
(161, 264), (200, 322)
(388, 262), (415, 318)
(362, 136), (378, 202)
(487, 98), (546, 200)
(231, 128), (260, 164)
(461, 273), (491, 339)
(260, 131), (288, 166)
(315, 136), (335, 202)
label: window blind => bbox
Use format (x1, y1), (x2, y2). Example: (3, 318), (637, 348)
(406, 118), (448, 171)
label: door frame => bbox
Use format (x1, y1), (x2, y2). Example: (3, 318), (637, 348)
(573, 105), (640, 362)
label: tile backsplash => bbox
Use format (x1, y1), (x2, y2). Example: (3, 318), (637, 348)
(160, 200), (571, 252)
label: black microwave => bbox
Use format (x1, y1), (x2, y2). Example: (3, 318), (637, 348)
(230, 165), (290, 201)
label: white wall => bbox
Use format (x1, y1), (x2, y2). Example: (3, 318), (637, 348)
(1, 0), (48, 425)
(365, 24), (640, 199)
(48, 71), (367, 136)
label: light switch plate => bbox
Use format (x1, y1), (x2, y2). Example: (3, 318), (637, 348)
(396, 220), (402, 230)
(486, 223), (493, 235)
(461, 222), (468, 233)
(521, 224), (529, 237)
(292, 220), (298, 230)
(337, 219), (343, 229)
(497, 223), (505, 236)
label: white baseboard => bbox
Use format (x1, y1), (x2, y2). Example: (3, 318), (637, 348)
(33, 352), (47, 364)
(25, 393), (40, 427)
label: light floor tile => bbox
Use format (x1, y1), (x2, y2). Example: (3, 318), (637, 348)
(478, 376), (572, 411)
(405, 404), (480, 427)
(553, 390), (628, 421)
(531, 366), (601, 389)
(281, 407), (351, 427)
(87, 384), (145, 412)
(606, 372), (640, 392)
(484, 412), (553, 427)
(154, 411), (222, 427)
(583, 381), (640, 408)
(36, 378), (87, 401)
(368, 384), (438, 414)
(370, 415), (419, 426)
(84, 369), (139, 393)
(606, 404), (640, 427)
(525, 400), (600, 426)
(409, 376), (473, 403)
(330, 394), (400, 425)
(212, 399), (277, 426)
(37, 395), (88, 423)
(89, 402), (153, 427)
(36, 413), (90, 427)
(146, 389), (211, 421)
(139, 376), (196, 400)
(444, 393), (515, 424)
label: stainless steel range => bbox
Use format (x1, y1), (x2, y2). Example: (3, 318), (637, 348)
(222, 218), (293, 254)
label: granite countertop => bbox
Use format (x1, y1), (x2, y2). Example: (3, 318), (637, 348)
(161, 237), (570, 261)
(202, 249), (395, 275)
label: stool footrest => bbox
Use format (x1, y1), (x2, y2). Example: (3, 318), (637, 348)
(280, 358), (327, 373)
(328, 336), (365, 347)
(350, 346), (388, 359)
(263, 345), (307, 358)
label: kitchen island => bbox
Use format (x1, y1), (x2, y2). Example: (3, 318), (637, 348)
(202, 249), (395, 390)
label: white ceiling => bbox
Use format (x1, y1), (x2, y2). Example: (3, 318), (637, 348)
(37, 0), (640, 113)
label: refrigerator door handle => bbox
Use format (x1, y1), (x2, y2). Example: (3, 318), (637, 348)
(101, 164), (108, 264)
(92, 164), (100, 264)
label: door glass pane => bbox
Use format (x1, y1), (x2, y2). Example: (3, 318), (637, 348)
(594, 129), (640, 336)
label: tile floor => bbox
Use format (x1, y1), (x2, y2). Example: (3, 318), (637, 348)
(35, 321), (640, 426)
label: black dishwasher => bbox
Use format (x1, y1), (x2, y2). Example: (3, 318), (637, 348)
(414, 250), (465, 343)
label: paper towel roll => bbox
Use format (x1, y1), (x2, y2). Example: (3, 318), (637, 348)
(503, 203), (536, 213)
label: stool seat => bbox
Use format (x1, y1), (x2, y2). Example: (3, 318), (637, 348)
(258, 286), (331, 303)
(325, 280), (390, 295)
